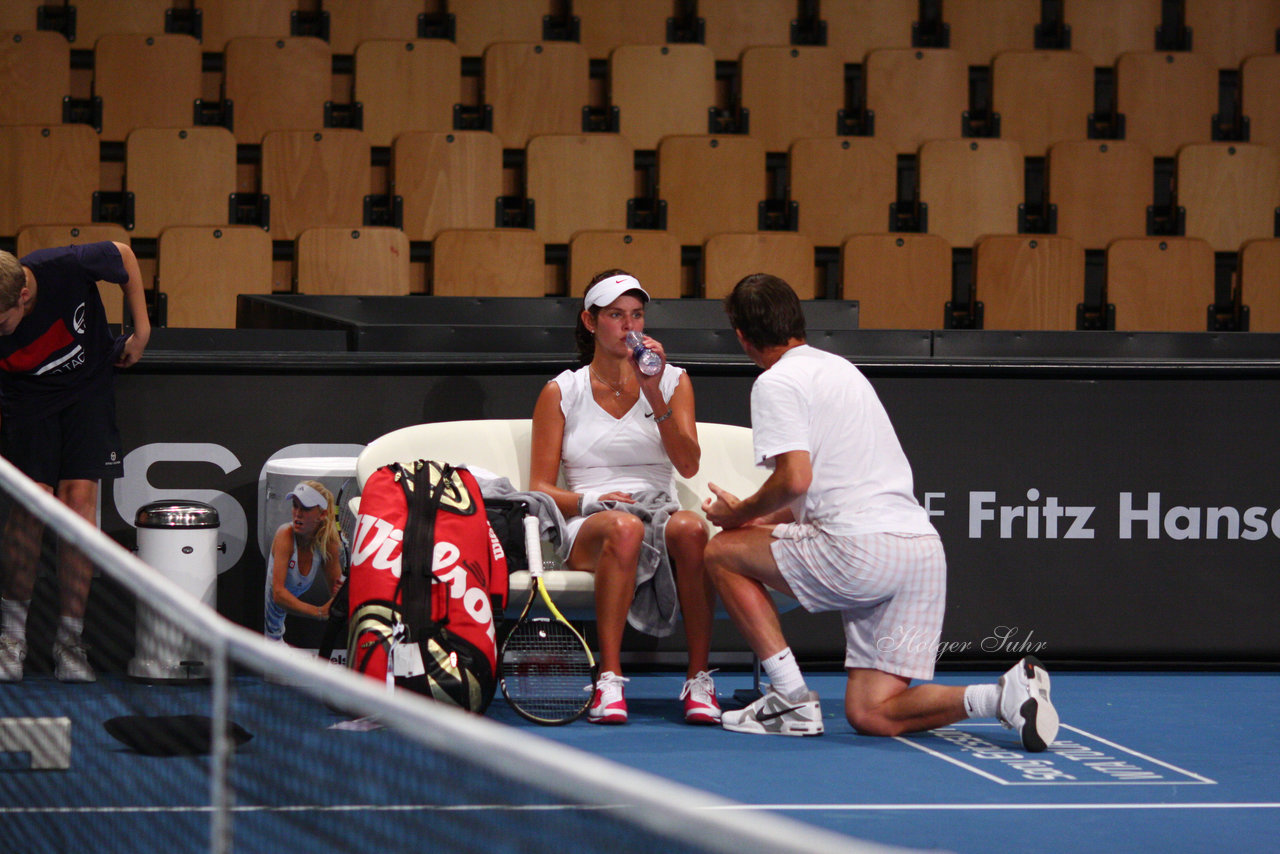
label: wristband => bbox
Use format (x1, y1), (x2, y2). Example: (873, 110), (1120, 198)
(578, 491), (604, 516)
(654, 407), (674, 424)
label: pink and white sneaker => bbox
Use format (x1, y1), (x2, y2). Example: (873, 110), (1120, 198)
(588, 671), (629, 724)
(680, 669), (722, 725)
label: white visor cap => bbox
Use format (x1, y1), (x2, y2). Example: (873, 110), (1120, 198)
(287, 482), (327, 509)
(583, 274), (650, 310)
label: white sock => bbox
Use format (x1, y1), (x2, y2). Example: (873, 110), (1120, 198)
(761, 647), (808, 700)
(1, 597), (31, 641)
(964, 683), (1000, 719)
(57, 616), (85, 645)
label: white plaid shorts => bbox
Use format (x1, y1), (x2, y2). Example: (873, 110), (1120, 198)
(771, 525), (947, 681)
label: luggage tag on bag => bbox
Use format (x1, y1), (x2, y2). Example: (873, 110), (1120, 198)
(391, 641), (426, 678)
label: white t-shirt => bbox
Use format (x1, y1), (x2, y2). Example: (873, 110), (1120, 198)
(750, 344), (935, 537)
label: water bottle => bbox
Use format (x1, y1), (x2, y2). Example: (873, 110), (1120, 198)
(625, 331), (663, 376)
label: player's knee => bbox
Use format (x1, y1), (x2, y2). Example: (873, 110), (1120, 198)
(666, 512), (708, 550)
(56, 482), (98, 522)
(599, 512), (645, 555)
(845, 703), (905, 737)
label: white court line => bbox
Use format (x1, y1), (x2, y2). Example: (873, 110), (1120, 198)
(1056, 723), (1217, 784)
(711, 803), (1280, 812)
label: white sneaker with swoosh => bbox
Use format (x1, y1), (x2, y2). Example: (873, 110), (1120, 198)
(721, 686), (823, 736)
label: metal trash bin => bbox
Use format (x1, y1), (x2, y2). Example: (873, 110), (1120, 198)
(128, 501), (222, 681)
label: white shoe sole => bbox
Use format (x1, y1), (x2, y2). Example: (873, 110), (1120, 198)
(1018, 657), (1059, 752)
(721, 704), (824, 736)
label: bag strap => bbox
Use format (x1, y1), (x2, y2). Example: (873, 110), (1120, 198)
(395, 460), (453, 640)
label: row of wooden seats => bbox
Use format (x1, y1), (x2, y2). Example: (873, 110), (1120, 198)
(6, 29), (1280, 152)
(3, 0), (1277, 68)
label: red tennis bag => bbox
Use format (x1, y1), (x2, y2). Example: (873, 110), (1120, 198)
(347, 460), (508, 713)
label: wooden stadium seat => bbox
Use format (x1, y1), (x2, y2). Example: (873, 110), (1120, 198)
(575, 0), (673, 60)
(525, 133), (634, 244)
(483, 41), (590, 149)
(918, 138), (1024, 247)
(392, 130), (503, 242)
(1242, 55), (1280, 147)
(609, 43), (715, 151)
(260, 129), (370, 241)
(431, 228), (545, 297)
(296, 226), (412, 296)
(67, 0), (172, 46)
(0, 2), (44, 31)
(1177, 143), (1280, 252)
(223, 36), (331, 144)
(195, 0), (296, 51)
(1239, 239), (1280, 332)
(0, 30), (68, 127)
(354, 39), (461, 147)
(450, 0), (550, 57)
(823, 0), (916, 64)
(156, 225), (273, 328)
(657, 135), (767, 246)
(865, 48), (969, 155)
(16, 224), (131, 325)
(126, 127), (237, 238)
(740, 46), (845, 153)
(789, 137), (896, 247)
(703, 232), (816, 299)
(94, 34), (203, 143)
(945, 0), (1039, 67)
(698, 0), (794, 61)
(0, 124), (98, 236)
(325, 0), (423, 55)
(992, 50), (1093, 157)
(1047, 140), (1153, 250)
(840, 233), (952, 329)
(1062, 0), (1160, 66)
(568, 230), (682, 299)
(1105, 237), (1215, 331)
(974, 234), (1084, 331)
(1184, 0), (1280, 70)
(1115, 51), (1218, 157)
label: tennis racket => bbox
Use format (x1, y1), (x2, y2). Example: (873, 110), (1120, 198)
(499, 515), (595, 725)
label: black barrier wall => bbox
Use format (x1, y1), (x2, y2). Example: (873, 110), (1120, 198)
(103, 353), (1280, 666)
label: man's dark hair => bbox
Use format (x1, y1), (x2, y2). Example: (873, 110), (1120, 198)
(723, 273), (806, 350)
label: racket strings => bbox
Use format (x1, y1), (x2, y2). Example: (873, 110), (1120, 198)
(501, 620), (594, 722)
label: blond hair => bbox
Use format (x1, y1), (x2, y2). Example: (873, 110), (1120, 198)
(300, 480), (340, 559)
(0, 251), (25, 311)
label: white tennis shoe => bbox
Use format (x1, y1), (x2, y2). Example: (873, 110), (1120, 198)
(588, 671), (629, 724)
(721, 685), (823, 736)
(54, 638), (96, 683)
(680, 669), (722, 725)
(0, 636), (26, 682)
(998, 656), (1058, 752)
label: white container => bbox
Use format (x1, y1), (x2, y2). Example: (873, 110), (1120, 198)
(128, 501), (220, 681)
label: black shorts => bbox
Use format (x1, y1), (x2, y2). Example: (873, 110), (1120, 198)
(1, 386), (123, 486)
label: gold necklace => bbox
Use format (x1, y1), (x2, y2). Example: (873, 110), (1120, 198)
(590, 365), (627, 398)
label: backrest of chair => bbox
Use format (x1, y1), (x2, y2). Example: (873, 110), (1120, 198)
(945, 0), (1039, 66)
(575, 0), (673, 60)
(0, 124), (98, 235)
(673, 422), (768, 517)
(451, 0), (550, 57)
(740, 46), (845, 153)
(974, 234), (1084, 331)
(789, 136), (896, 247)
(1062, 0), (1160, 66)
(703, 232), (817, 299)
(918, 138), (1025, 247)
(260, 129), (371, 241)
(1115, 51), (1218, 157)
(1242, 54), (1280, 147)
(0, 2), (44, 31)
(224, 36), (331, 144)
(991, 50), (1094, 157)
(1105, 236), (1215, 331)
(841, 233), (952, 329)
(568, 230), (682, 298)
(195, 0), (296, 51)
(697, 0), (794, 61)
(483, 41), (590, 149)
(609, 43), (715, 151)
(1240, 239), (1280, 332)
(95, 34), (203, 143)
(1184, 0), (1280, 70)
(16, 224), (130, 324)
(126, 126), (237, 238)
(657, 135), (766, 246)
(431, 228), (545, 296)
(354, 39), (461, 147)
(0, 30), (69, 126)
(296, 226), (412, 296)
(525, 133), (635, 243)
(1047, 140), (1153, 250)
(1178, 143), (1280, 252)
(325, 0), (423, 55)
(824, 0), (916, 63)
(70, 0), (172, 45)
(392, 130), (502, 242)
(157, 225), (273, 328)
(865, 48), (969, 155)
